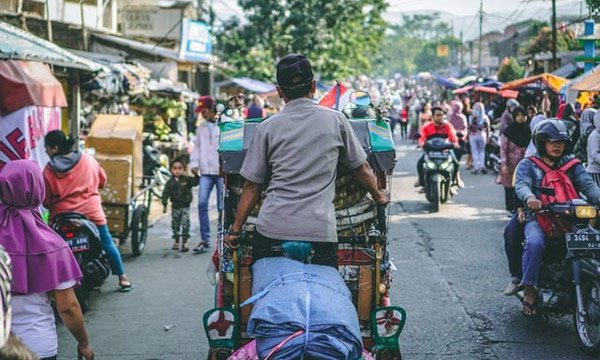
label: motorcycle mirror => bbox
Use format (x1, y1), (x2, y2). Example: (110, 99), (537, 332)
(350, 91), (371, 107)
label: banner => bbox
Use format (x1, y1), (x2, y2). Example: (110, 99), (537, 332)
(179, 19), (212, 63)
(0, 106), (61, 169)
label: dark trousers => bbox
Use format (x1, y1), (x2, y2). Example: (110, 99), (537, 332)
(252, 232), (338, 268)
(504, 187), (516, 212)
(399, 121), (408, 138)
(504, 212), (524, 282)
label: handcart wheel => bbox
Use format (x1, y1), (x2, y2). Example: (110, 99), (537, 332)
(130, 205), (148, 257)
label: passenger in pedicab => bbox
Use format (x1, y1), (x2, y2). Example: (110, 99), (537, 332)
(223, 53), (389, 265)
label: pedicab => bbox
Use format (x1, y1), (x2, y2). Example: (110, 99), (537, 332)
(203, 92), (406, 359)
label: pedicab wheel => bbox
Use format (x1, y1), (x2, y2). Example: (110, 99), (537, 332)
(375, 348), (402, 360)
(207, 348), (232, 360)
(74, 253), (90, 313)
(574, 277), (600, 354)
(130, 205), (148, 257)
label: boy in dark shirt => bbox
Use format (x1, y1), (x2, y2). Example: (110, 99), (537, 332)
(162, 158), (199, 252)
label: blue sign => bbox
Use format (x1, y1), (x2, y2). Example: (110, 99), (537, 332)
(179, 19), (212, 63)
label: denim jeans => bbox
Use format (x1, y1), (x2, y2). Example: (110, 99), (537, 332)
(469, 132), (486, 171)
(504, 213), (524, 283)
(198, 175), (224, 243)
(98, 224), (125, 276)
(521, 220), (546, 286)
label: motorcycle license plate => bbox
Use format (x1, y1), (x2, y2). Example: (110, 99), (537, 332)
(566, 233), (600, 250)
(66, 235), (90, 253)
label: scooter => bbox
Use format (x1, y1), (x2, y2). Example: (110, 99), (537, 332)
(515, 200), (600, 355)
(52, 213), (110, 313)
(422, 136), (456, 212)
(485, 130), (501, 174)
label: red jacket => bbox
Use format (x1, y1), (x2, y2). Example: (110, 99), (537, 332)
(43, 153), (107, 225)
(418, 121), (459, 146)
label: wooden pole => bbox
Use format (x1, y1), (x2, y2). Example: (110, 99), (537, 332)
(552, 0), (558, 70)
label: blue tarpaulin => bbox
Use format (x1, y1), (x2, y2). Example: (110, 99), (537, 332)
(243, 257), (363, 360)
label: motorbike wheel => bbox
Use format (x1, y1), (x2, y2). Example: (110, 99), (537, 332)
(430, 179), (441, 212)
(574, 278), (600, 354)
(493, 161), (500, 175)
(74, 253), (90, 313)
(130, 205), (148, 257)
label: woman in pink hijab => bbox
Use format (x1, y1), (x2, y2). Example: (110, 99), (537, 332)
(0, 160), (94, 360)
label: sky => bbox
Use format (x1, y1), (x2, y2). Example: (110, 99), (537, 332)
(387, 0), (576, 17)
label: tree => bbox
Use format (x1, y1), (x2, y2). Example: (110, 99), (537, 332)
(587, 0), (600, 13)
(371, 13), (455, 76)
(523, 26), (580, 56)
(214, 0), (388, 81)
(497, 57), (524, 82)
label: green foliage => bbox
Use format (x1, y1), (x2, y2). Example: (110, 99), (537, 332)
(528, 20), (549, 37)
(371, 13), (455, 76)
(497, 57), (524, 82)
(523, 26), (581, 55)
(587, 0), (600, 13)
(215, 0), (388, 81)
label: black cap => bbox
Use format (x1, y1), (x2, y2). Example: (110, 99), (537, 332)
(276, 54), (314, 89)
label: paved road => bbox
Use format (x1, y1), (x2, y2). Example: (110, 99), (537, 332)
(58, 139), (589, 359)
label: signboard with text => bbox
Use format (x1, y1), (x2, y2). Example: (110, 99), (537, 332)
(179, 19), (212, 63)
(123, 8), (182, 40)
(0, 106), (61, 169)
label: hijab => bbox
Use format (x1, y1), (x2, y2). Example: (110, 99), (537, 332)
(0, 160), (81, 295)
(503, 118), (531, 148)
(471, 102), (486, 127)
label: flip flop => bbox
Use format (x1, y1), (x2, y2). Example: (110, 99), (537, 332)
(522, 300), (538, 317)
(119, 281), (134, 293)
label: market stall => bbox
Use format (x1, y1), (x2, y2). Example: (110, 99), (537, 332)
(0, 60), (66, 168)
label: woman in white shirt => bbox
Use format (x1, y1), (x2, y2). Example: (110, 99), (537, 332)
(0, 160), (94, 360)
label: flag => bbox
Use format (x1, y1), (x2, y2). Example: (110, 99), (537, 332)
(319, 81), (350, 110)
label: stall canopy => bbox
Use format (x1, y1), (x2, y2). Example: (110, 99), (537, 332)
(0, 21), (103, 72)
(0, 60), (67, 115)
(454, 85), (498, 95)
(501, 73), (567, 93)
(571, 70), (600, 91)
(215, 77), (276, 94)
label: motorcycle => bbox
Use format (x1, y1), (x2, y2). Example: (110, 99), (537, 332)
(52, 213), (110, 313)
(422, 136), (456, 212)
(515, 199), (600, 355)
(485, 129), (501, 174)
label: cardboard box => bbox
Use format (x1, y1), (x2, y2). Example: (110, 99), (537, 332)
(103, 204), (128, 219)
(96, 154), (133, 204)
(106, 216), (127, 234)
(87, 114), (143, 187)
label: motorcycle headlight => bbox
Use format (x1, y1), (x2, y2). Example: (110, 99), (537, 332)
(575, 206), (597, 219)
(440, 159), (452, 170)
(426, 161), (436, 170)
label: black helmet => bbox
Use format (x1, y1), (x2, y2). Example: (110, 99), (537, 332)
(532, 119), (570, 156)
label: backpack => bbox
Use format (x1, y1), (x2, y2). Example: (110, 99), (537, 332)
(529, 156), (581, 238)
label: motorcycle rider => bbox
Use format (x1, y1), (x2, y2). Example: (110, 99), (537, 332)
(515, 119), (600, 315)
(415, 106), (462, 193)
(224, 54), (389, 267)
(42, 131), (133, 292)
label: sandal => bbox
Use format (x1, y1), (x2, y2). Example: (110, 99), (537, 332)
(119, 280), (134, 293)
(181, 243), (189, 252)
(522, 300), (538, 317)
(172, 242), (180, 250)
(193, 243), (207, 253)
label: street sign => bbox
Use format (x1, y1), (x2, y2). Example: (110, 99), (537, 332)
(123, 8), (182, 40)
(179, 19), (212, 63)
(437, 44), (449, 58)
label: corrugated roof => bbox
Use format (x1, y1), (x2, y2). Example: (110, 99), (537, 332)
(0, 21), (104, 72)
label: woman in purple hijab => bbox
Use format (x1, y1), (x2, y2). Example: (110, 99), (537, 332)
(0, 160), (94, 360)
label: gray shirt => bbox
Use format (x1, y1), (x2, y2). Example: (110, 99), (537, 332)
(240, 98), (368, 242)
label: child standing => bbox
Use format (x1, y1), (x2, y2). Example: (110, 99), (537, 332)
(162, 159), (199, 252)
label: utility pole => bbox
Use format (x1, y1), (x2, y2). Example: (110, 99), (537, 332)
(460, 30), (464, 74)
(45, 0), (53, 42)
(478, 0), (483, 75)
(551, 0), (558, 71)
